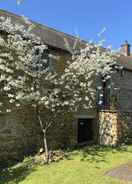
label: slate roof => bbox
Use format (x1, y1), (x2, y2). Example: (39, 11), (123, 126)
(0, 9), (86, 52)
(0, 9), (132, 71)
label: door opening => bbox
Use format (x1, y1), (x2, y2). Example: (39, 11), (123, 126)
(78, 118), (94, 143)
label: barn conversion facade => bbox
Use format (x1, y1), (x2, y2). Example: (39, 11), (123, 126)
(0, 9), (132, 165)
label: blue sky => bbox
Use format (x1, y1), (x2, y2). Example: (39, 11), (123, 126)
(0, 0), (132, 49)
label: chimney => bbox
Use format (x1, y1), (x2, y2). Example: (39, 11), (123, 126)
(120, 40), (131, 56)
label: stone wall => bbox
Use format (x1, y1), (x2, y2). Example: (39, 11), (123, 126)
(99, 111), (118, 145)
(98, 69), (132, 145)
(112, 70), (132, 110)
(99, 110), (132, 145)
(0, 108), (74, 166)
(117, 111), (132, 143)
(2, 107), (132, 166)
(0, 109), (41, 166)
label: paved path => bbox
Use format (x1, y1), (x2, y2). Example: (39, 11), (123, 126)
(105, 163), (132, 182)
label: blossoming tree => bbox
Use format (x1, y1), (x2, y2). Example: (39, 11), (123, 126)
(0, 15), (121, 164)
(60, 43), (121, 111)
(0, 16), (78, 164)
(0, 16), (58, 163)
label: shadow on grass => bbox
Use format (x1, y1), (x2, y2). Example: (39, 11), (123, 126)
(0, 158), (37, 184)
(80, 144), (130, 163)
(81, 145), (108, 163)
(65, 144), (132, 168)
(0, 144), (131, 183)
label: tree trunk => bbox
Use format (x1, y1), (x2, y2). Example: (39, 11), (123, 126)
(43, 129), (49, 164)
(37, 113), (49, 164)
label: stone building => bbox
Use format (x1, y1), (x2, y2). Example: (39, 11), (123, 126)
(0, 9), (132, 165)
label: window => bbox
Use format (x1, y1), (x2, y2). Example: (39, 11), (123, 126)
(41, 49), (50, 70)
(48, 54), (58, 72)
(96, 80), (111, 109)
(102, 80), (111, 108)
(30, 48), (50, 73)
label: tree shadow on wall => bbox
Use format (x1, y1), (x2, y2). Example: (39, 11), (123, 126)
(0, 158), (37, 184)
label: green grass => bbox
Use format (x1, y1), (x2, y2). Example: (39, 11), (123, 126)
(1, 145), (132, 184)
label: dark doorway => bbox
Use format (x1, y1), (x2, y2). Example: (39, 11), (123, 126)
(78, 118), (94, 143)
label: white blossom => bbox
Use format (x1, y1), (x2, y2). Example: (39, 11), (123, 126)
(3, 86), (11, 91)
(6, 109), (11, 113)
(9, 99), (15, 103)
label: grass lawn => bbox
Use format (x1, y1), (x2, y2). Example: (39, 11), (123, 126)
(1, 145), (132, 184)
